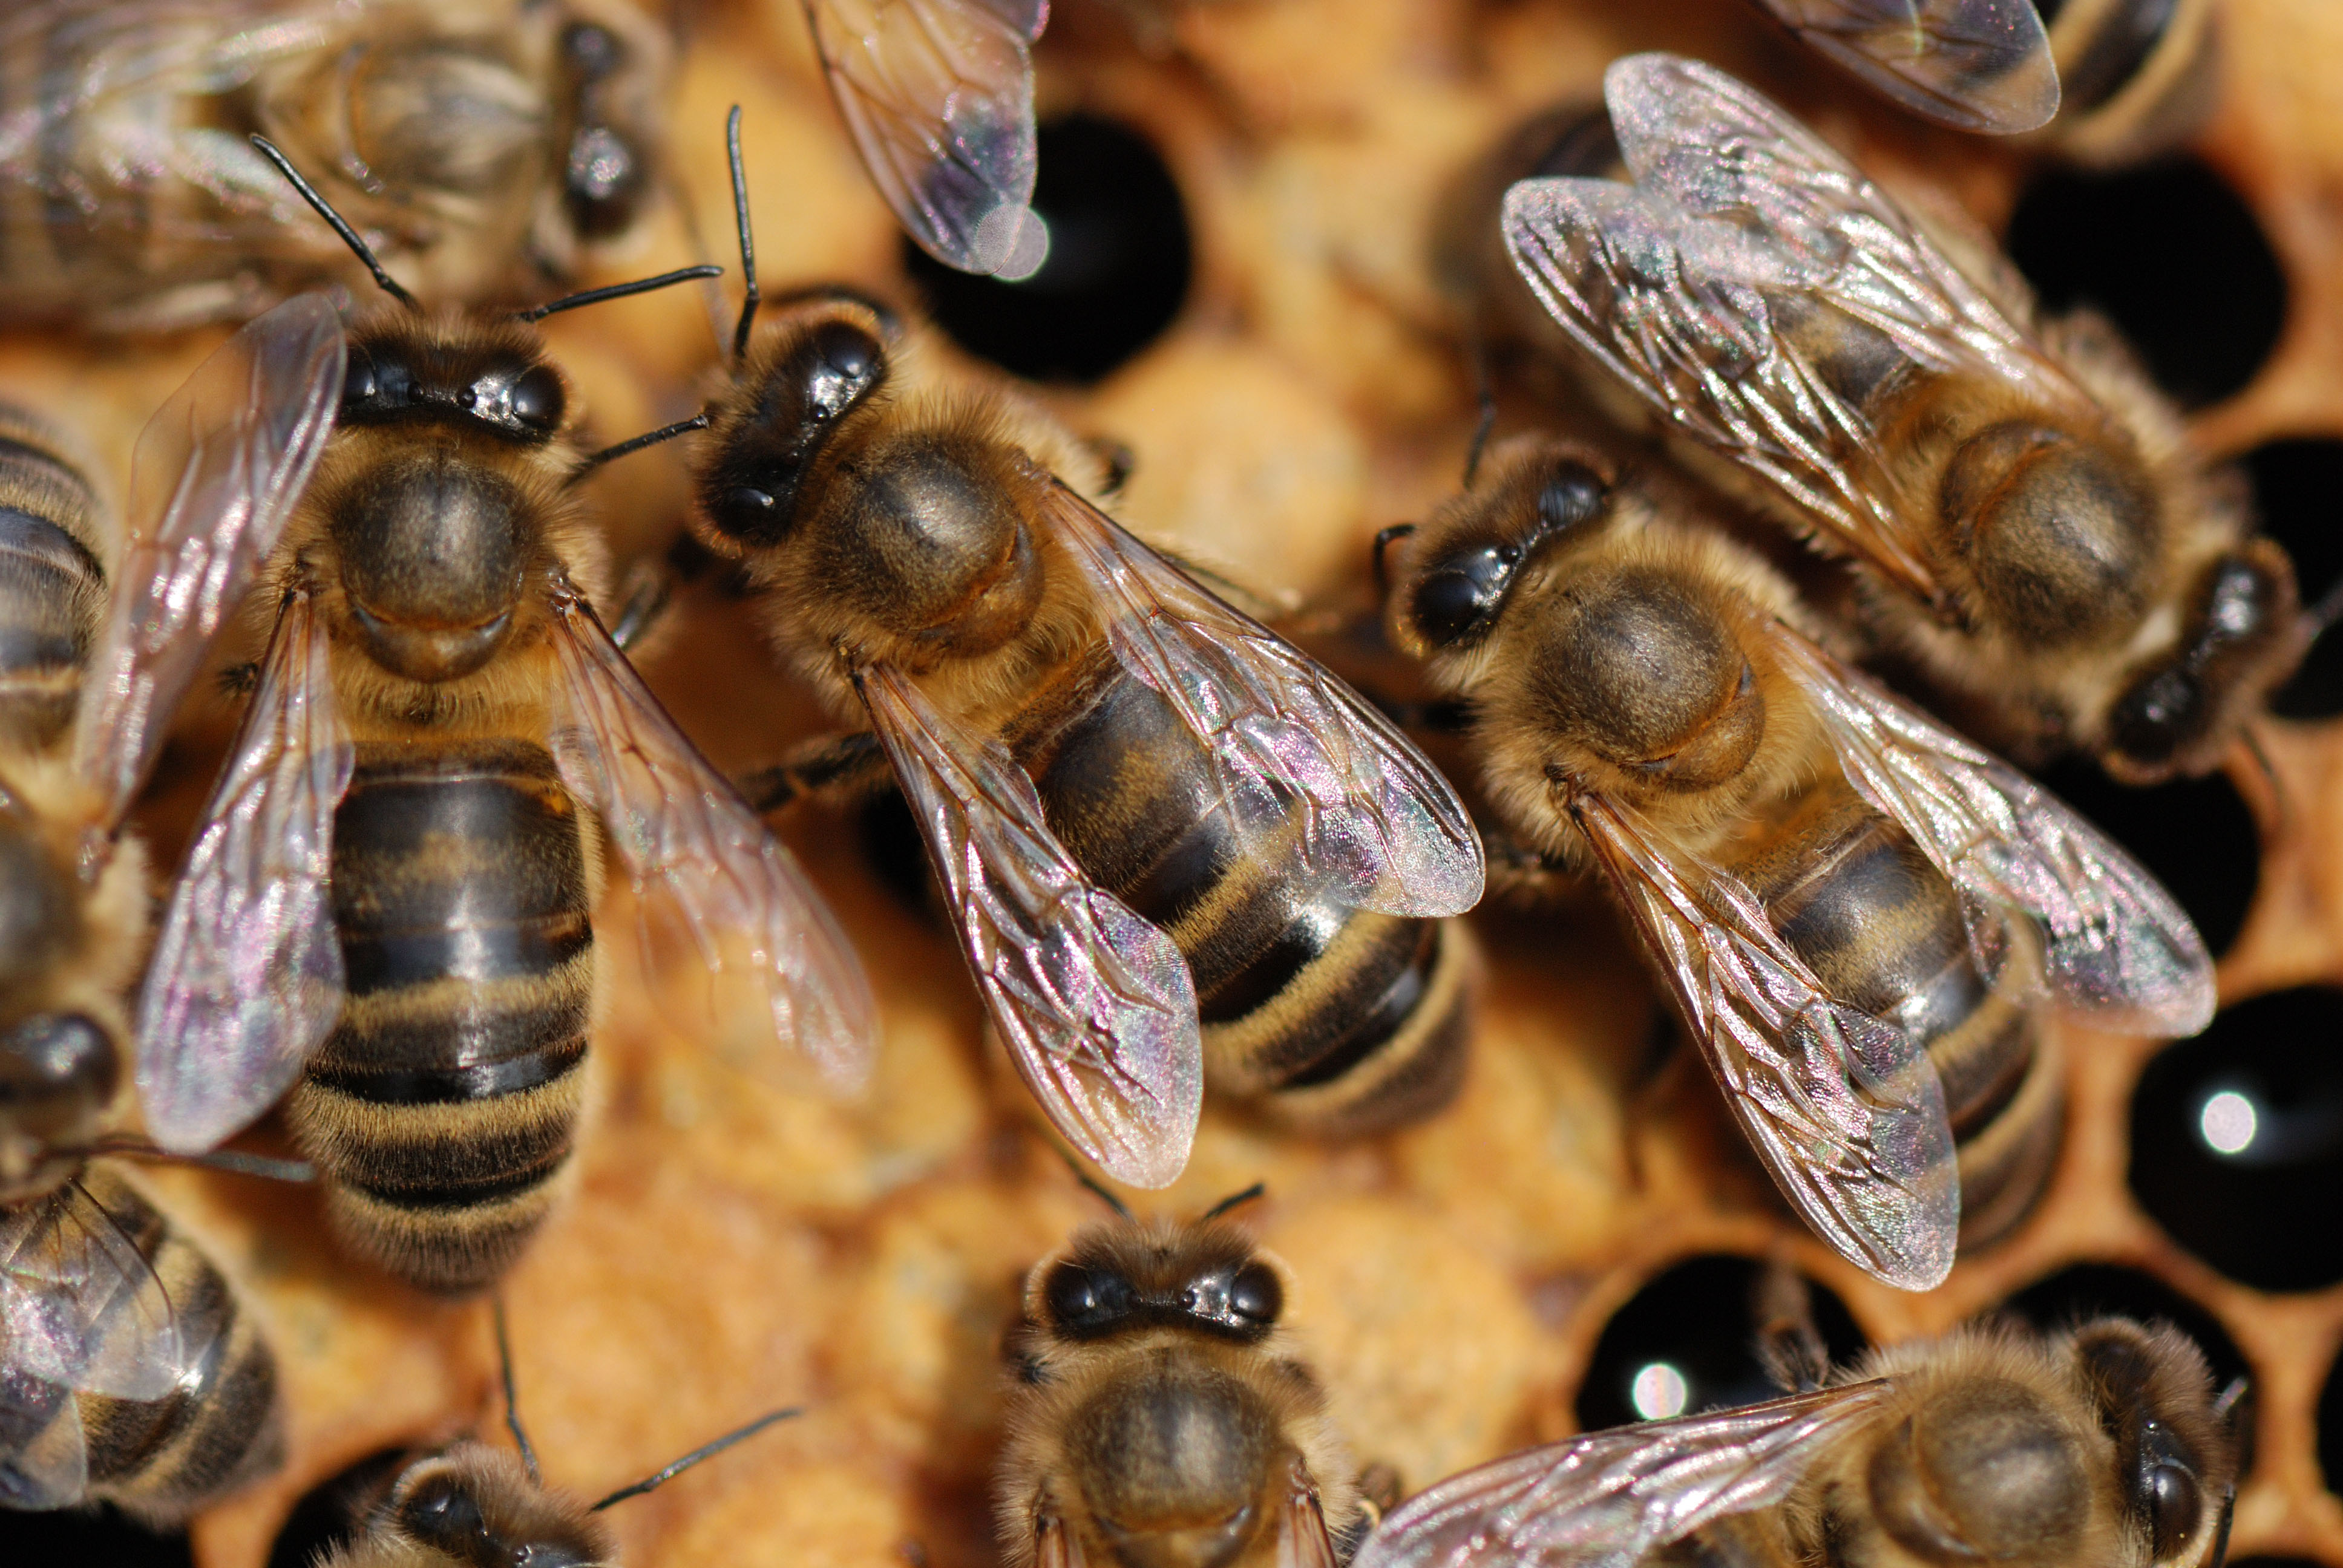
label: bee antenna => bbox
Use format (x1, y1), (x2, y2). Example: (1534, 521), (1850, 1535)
(1461, 326), (1496, 488)
(516, 264), (726, 324)
(1372, 523), (1415, 596)
(492, 1296), (542, 1488)
(2206, 1483), (2237, 1568)
(2214, 1374), (2252, 1425)
(1201, 1182), (1267, 1221)
(727, 105), (761, 363)
(1057, 1149), (1134, 1221)
(249, 136), (418, 310)
(572, 413), (714, 481)
(586, 1406), (802, 1512)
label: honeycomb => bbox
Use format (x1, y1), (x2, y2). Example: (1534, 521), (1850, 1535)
(8, 0), (2343, 1565)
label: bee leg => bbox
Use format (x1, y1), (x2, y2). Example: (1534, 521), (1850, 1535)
(1082, 436), (1137, 499)
(1752, 1253), (1832, 1393)
(738, 731), (891, 813)
(1482, 826), (1574, 901)
(608, 559), (675, 653)
(1034, 1506), (1090, 1568)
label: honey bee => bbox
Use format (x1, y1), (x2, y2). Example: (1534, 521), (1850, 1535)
(801, 0), (1049, 276)
(2042, 0), (2220, 165)
(1354, 1315), (2240, 1568)
(1383, 435), (2213, 1288)
(315, 1304), (797, 1567)
(660, 120), (1484, 1189)
(0, 0), (670, 330)
(1, 301), (347, 1520)
(1738, 0), (2060, 134)
(998, 1184), (1369, 1568)
(130, 143), (877, 1294)
(1499, 53), (2299, 786)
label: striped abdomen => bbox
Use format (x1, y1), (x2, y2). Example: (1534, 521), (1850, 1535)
(1731, 786), (2061, 1249)
(7, 1166), (283, 1527)
(1007, 644), (1473, 1137)
(286, 737), (592, 1294)
(0, 416), (103, 751)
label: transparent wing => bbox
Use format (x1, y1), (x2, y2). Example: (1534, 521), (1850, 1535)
(0, 1360), (85, 1510)
(0, 1181), (201, 1403)
(1274, 1457), (1342, 1568)
(1573, 791), (1956, 1289)
(1745, 0), (2058, 134)
(71, 292), (343, 827)
(804, 0), (1046, 274)
(857, 661), (1200, 1187)
(543, 583), (876, 1096)
(135, 587), (350, 1153)
(1769, 626), (2215, 1037)
(1502, 53), (2084, 610)
(1046, 483), (1484, 920)
(1353, 1382), (1893, 1568)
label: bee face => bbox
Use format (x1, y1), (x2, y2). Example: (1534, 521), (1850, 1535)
(698, 315), (891, 546)
(555, 21), (650, 242)
(0, 1012), (117, 1195)
(2072, 1322), (2230, 1564)
(339, 327), (569, 446)
(1401, 455), (1607, 651)
(1039, 1226), (1286, 1345)
(2105, 541), (2301, 782)
(385, 1449), (609, 1568)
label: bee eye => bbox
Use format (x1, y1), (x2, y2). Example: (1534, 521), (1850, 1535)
(0, 1014), (116, 1114)
(1413, 545), (1515, 647)
(2143, 1459), (2201, 1558)
(341, 354), (379, 411)
(508, 365), (565, 433)
(399, 1472), (489, 1551)
(1536, 464), (1606, 531)
(1227, 1261), (1282, 1325)
(1044, 1262), (1133, 1333)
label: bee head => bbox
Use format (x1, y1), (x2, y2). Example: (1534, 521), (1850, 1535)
(1035, 1220), (1286, 1347)
(556, 21), (652, 242)
(386, 1445), (609, 1568)
(2105, 539), (2299, 783)
(1390, 439), (1608, 656)
(2071, 1319), (2236, 1567)
(696, 310), (891, 549)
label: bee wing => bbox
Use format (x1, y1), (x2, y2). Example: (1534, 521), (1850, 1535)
(134, 587), (350, 1154)
(1744, 0), (2058, 134)
(543, 586), (877, 1096)
(1274, 1457), (1342, 1568)
(1046, 483), (1485, 920)
(857, 660), (1201, 1188)
(804, 0), (1046, 275)
(1352, 1382), (1894, 1568)
(1769, 626), (2215, 1037)
(1573, 791), (1956, 1289)
(71, 292), (344, 828)
(0, 1181), (203, 1404)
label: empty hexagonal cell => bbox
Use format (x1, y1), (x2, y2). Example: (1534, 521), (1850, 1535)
(2005, 157), (2286, 408)
(2241, 438), (2343, 720)
(906, 114), (1192, 384)
(2034, 759), (2258, 957)
(2131, 988), (2343, 1292)
(1575, 1254), (1867, 1431)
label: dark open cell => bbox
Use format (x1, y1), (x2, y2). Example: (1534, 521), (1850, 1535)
(1575, 1254), (1867, 1432)
(1996, 1262), (2250, 1390)
(2241, 438), (2343, 719)
(906, 114), (1191, 384)
(2004, 157), (2286, 407)
(2130, 987), (2343, 1292)
(2317, 1350), (2343, 1500)
(267, 1446), (411, 1568)
(1, 1506), (193, 1568)
(2033, 759), (2258, 955)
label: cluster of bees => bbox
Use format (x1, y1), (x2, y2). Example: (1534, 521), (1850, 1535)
(0, 1), (2287, 1566)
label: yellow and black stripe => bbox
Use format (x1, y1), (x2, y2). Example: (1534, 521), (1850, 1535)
(0, 409), (102, 751)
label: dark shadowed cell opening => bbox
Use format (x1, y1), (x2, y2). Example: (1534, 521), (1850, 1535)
(905, 114), (1191, 384)
(2033, 760), (2258, 955)
(1575, 1254), (1867, 1432)
(2241, 438), (2343, 719)
(2, 1506), (193, 1568)
(1996, 1263), (2250, 1394)
(2131, 988), (2343, 1292)
(2316, 1348), (2343, 1501)
(266, 1446), (411, 1568)
(2004, 157), (2285, 407)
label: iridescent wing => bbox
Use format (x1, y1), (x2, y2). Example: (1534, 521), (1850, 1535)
(857, 660), (1200, 1187)
(71, 292), (342, 826)
(1501, 53), (2084, 612)
(1046, 483), (1484, 920)
(0, 1180), (203, 1405)
(0, 1369), (85, 1509)
(1769, 625), (2215, 1037)
(1352, 1382), (1893, 1568)
(1571, 790), (1956, 1289)
(804, 0), (1046, 275)
(1274, 1457), (1342, 1568)
(136, 587), (350, 1153)
(1745, 0), (2058, 134)
(543, 582), (877, 1096)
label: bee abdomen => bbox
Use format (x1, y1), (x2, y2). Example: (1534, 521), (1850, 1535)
(68, 1169), (283, 1528)
(0, 419), (102, 748)
(1014, 649), (1471, 1137)
(1737, 789), (2059, 1246)
(289, 738), (592, 1294)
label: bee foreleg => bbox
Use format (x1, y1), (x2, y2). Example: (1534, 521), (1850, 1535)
(738, 731), (891, 813)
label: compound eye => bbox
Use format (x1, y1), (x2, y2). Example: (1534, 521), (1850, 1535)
(1536, 464), (1606, 532)
(1412, 544), (1516, 647)
(565, 126), (641, 239)
(341, 351), (379, 412)
(2144, 1459), (2202, 1559)
(2107, 664), (2204, 772)
(1227, 1261), (1282, 1326)
(398, 1471), (490, 1553)
(804, 320), (886, 420)
(507, 364), (566, 433)
(1044, 1261), (1133, 1333)
(710, 486), (779, 540)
